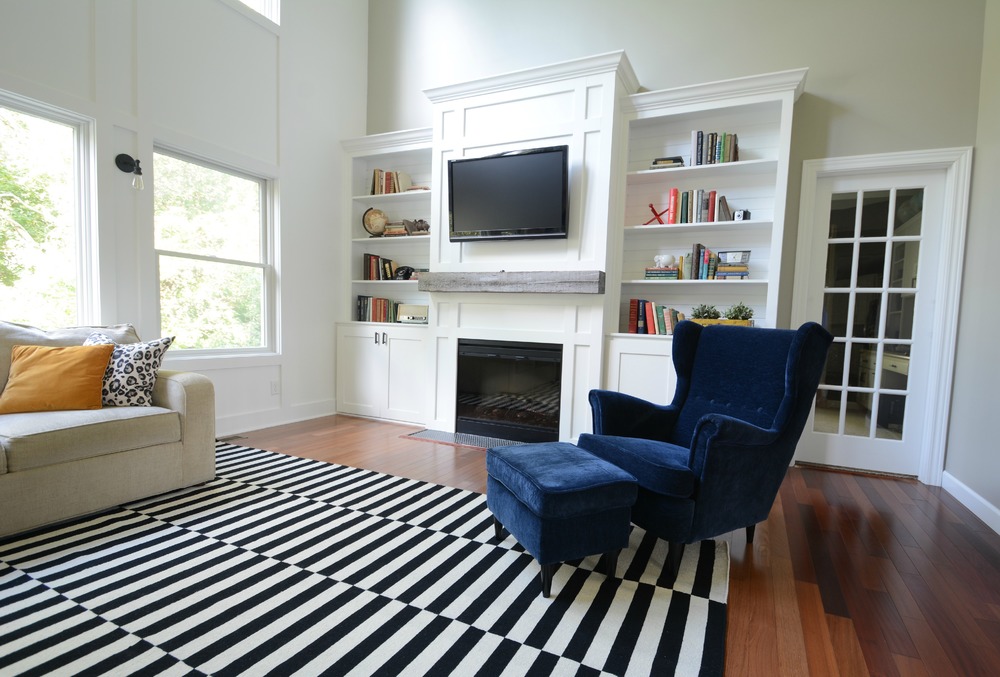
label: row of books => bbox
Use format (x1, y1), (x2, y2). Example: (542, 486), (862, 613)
(641, 247), (751, 281)
(690, 130), (739, 166)
(688, 244), (752, 280)
(627, 299), (686, 335)
(369, 169), (413, 195)
(362, 253), (400, 280)
(658, 188), (735, 224)
(357, 295), (401, 323)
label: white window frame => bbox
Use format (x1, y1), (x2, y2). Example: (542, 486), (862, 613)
(0, 89), (97, 325)
(152, 146), (277, 357)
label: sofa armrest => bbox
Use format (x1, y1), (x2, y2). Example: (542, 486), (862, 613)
(153, 370), (216, 485)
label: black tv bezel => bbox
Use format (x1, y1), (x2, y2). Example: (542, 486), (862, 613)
(447, 145), (569, 243)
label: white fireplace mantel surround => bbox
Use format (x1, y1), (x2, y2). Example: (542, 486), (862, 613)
(421, 51), (637, 440)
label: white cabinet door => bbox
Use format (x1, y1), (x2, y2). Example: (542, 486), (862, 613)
(605, 336), (676, 405)
(383, 327), (428, 424)
(336, 323), (428, 423)
(336, 325), (385, 418)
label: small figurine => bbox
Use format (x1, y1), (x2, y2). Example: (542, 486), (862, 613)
(404, 218), (430, 235)
(653, 254), (676, 268)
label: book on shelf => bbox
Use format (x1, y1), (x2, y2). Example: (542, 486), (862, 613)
(644, 266), (679, 279)
(690, 130), (739, 166)
(655, 187), (733, 224)
(362, 253), (402, 281)
(356, 295), (401, 323)
(650, 155), (684, 169)
(666, 187), (679, 224)
(717, 195), (733, 222)
(627, 299), (684, 335)
(369, 169), (413, 195)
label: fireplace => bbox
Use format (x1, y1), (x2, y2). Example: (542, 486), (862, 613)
(456, 339), (562, 442)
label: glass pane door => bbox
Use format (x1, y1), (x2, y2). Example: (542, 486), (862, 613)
(813, 188), (922, 441)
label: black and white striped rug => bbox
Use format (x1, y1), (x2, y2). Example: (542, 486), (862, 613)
(0, 443), (728, 676)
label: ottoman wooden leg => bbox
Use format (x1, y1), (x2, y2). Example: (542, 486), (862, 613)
(597, 549), (620, 578)
(540, 563), (556, 598)
(493, 517), (504, 540)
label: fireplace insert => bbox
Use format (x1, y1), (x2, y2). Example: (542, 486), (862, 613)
(456, 339), (562, 443)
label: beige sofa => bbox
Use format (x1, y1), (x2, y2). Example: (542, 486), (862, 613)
(0, 321), (216, 537)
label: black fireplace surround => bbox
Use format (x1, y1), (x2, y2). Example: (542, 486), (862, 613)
(455, 339), (562, 443)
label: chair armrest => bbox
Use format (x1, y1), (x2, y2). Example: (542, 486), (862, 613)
(588, 389), (680, 441)
(153, 370), (216, 485)
(684, 413), (793, 542)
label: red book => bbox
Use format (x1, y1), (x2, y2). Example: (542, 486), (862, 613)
(666, 187), (679, 224)
(628, 299), (639, 333)
(645, 301), (657, 335)
(708, 190), (717, 222)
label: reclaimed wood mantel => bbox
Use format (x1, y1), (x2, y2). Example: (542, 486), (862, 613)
(417, 270), (605, 294)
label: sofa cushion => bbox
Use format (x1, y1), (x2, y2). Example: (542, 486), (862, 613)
(0, 407), (181, 473)
(85, 333), (174, 407)
(0, 321), (142, 391)
(0, 344), (115, 414)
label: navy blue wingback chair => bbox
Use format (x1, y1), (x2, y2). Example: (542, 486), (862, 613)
(578, 320), (832, 578)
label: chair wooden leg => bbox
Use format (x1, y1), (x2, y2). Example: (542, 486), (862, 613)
(666, 541), (685, 582)
(493, 517), (504, 540)
(746, 523), (756, 544)
(540, 563), (556, 598)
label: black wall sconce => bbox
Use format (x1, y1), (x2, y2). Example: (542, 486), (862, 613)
(115, 153), (144, 191)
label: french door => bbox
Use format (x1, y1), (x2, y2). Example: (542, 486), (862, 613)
(792, 150), (972, 482)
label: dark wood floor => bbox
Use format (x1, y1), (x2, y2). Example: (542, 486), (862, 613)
(238, 414), (1000, 677)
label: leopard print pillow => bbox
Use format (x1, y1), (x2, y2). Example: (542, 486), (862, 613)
(84, 333), (174, 406)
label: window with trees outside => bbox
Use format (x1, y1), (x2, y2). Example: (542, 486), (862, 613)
(154, 151), (273, 352)
(1, 98), (90, 328)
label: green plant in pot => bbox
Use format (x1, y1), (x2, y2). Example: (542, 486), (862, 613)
(690, 304), (721, 320)
(724, 302), (754, 321)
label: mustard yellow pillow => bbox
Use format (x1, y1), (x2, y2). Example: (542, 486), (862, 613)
(0, 344), (115, 414)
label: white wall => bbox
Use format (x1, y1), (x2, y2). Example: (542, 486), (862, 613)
(366, 0), (999, 522)
(945, 0), (1000, 528)
(0, 0), (368, 435)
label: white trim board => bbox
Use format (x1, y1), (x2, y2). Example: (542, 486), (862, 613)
(793, 147), (973, 487)
(943, 472), (1000, 536)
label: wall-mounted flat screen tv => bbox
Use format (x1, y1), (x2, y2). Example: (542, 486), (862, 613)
(448, 145), (569, 242)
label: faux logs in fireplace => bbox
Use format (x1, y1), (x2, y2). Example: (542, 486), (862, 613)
(455, 339), (562, 443)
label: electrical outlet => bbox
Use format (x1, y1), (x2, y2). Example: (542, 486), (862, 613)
(269, 380), (280, 396)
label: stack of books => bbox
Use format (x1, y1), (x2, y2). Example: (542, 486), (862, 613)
(649, 155), (684, 170)
(644, 266), (679, 280)
(715, 250), (751, 280)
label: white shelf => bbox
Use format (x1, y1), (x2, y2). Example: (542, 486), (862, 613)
(610, 69), (805, 340)
(626, 158), (777, 185)
(622, 278), (767, 286)
(352, 189), (431, 203)
(624, 219), (772, 234)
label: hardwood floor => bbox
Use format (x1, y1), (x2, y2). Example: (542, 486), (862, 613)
(237, 415), (1000, 676)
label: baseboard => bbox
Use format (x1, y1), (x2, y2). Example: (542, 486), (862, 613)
(215, 400), (336, 438)
(942, 471), (1000, 536)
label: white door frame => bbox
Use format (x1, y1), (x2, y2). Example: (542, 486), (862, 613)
(792, 147), (973, 486)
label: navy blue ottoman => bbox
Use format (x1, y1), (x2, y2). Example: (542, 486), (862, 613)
(486, 442), (637, 598)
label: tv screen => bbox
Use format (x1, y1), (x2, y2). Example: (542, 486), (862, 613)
(448, 145), (569, 242)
